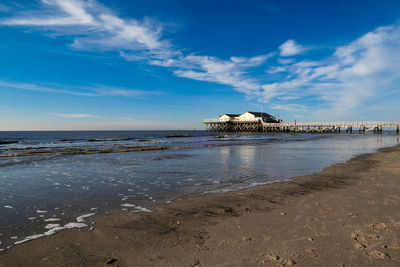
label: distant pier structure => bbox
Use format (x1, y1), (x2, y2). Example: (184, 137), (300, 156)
(203, 112), (400, 134)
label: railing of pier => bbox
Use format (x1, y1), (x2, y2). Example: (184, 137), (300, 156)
(204, 120), (400, 127)
(292, 121), (399, 127)
(260, 121), (400, 127)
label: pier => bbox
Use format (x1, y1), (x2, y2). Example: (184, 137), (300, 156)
(203, 120), (400, 134)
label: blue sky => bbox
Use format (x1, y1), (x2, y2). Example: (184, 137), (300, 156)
(0, 0), (400, 130)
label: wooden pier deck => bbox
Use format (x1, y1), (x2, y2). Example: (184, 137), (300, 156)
(203, 120), (400, 134)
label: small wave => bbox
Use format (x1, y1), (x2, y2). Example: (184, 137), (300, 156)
(0, 140), (17, 145)
(58, 139), (87, 142)
(0, 146), (168, 158)
(88, 138), (134, 142)
(0, 136), (319, 160)
(14, 222), (88, 246)
(0, 142), (264, 159)
(165, 134), (191, 138)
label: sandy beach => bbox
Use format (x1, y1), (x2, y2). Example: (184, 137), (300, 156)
(1, 144), (400, 266)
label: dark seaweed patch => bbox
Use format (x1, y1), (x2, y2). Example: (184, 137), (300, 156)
(151, 154), (192, 161)
(88, 138), (134, 142)
(0, 140), (17, 145)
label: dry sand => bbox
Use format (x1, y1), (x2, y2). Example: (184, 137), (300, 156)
(1, 145), (400, 266)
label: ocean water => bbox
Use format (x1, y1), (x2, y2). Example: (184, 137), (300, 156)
(0, 130), (399, 250)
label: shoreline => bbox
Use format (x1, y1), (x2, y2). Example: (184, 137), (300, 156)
(1, 144), (400, 266)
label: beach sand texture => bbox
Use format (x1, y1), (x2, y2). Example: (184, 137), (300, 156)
(1, 145), (400, 266)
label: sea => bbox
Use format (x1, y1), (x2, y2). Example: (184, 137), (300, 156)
(0, 130), (399, 250)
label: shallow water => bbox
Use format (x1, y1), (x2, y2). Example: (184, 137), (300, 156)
(0, 131), (399, 249)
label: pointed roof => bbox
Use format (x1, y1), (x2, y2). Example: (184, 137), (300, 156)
(220, 113), (240, 117)
(246, 112), (275, 118)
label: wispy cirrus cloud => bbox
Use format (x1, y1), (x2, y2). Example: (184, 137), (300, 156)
(150, 53), (274, 93)
(1, 0), (95, 26)
(0, 0), (168, 56)
(0, 80), (96, 96)
(0, 80), (157, 97)
(51, 113), (92, 118)
(90, 85), (161, 97)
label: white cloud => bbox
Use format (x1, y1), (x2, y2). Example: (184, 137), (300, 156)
(0, 0), (167, 56)
(278, 58), (296, 65)
(52, 113), (92, 118)
(260, 24), (400, 119)
(229, 54), (275, 67)
(90, 85), (160, 97)
(266, 66), (287, 74)
(0, 80), (156, 97)
(0, 80), (96, 96)
(173, 55), (261, 93)
(153, 53), (274, 93)
(279, 39), (305, 56)
(2, 0), (95, 26)
(270, 103), (306, 112)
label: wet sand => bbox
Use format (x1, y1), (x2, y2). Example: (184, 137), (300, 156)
(1, 145), (400, 266)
